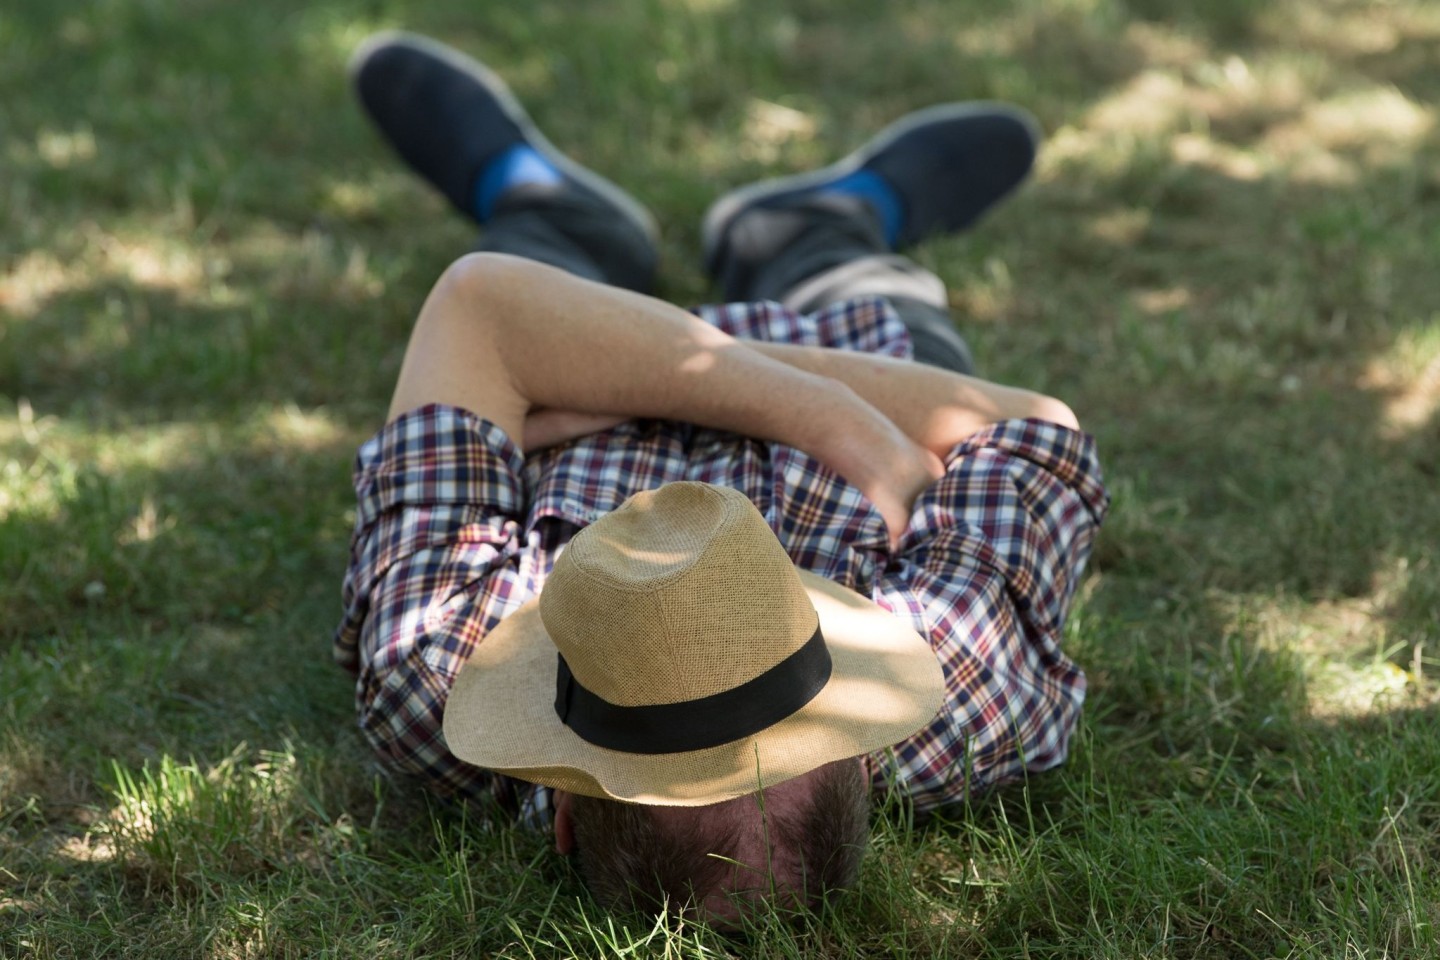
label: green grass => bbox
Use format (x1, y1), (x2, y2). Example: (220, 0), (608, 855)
(3, 0), (1438, 955)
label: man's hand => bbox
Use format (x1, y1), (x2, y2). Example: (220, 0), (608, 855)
(829, 415), (946, 549)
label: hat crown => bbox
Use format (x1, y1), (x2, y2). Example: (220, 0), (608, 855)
(539, 483), (817, 708)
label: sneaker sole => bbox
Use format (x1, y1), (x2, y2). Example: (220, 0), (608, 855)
(700, 101), (1042, 270)
(349, 30), (660, 243)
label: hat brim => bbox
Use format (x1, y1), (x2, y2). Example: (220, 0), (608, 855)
(442, 571), (946, 806)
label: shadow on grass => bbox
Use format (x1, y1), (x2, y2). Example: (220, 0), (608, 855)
(0, 275), (417, 422)
(0, 438), (363, 852)
(0, 410), (360, 637)
(890, 696), (1439, 954)
(1047, 131), (1440, 642)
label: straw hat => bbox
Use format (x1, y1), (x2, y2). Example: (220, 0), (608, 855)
(443, 482), (945, 806)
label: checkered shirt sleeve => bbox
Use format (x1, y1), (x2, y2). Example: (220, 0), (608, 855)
(335, 407), (531, 800)
(333, 297), (1108, 813)
(871, 418), (1106, 809)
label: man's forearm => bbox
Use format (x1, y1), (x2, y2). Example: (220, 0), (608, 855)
(744, 341), (1080, 454)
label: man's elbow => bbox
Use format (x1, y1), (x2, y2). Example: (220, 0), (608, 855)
(435, 251), (530, 308)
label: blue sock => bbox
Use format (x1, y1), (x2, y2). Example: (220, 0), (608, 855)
(473, 144), (563, 220)
(819, 169), (904, 247)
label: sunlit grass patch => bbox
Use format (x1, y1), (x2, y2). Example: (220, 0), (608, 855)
(1360, 318), (1440, 437)
(1266, 0), (1440, 60)
(103, 744), (364, 889)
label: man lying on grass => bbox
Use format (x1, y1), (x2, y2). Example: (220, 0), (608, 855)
(334, 31), (1108, 924)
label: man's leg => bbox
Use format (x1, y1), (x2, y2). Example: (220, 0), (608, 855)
(708, 198), (975, 375)
(351, 32), (658, 293)
(703, 104), (1043, 376)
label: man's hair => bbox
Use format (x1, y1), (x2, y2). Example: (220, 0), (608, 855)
(569, 759), (870, 918)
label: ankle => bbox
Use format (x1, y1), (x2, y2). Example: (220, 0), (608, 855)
(472, 144), (563, 221)
(818, 169), (904, 247)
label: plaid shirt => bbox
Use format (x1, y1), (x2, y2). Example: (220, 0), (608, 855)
(335, 297), (1108, 815)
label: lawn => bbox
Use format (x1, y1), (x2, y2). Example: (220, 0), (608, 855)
(2, 0), (1438, 956)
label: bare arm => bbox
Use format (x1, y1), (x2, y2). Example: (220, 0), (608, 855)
(516, 306), (1079, 457)
(743, 341), (1080, 455)
(387, 253), (942, 544)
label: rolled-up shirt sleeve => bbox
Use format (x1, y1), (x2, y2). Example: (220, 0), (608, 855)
(334, 405), (529, 799)
(930, 417), (1107, 637)
(876, 417), (1108, 810)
